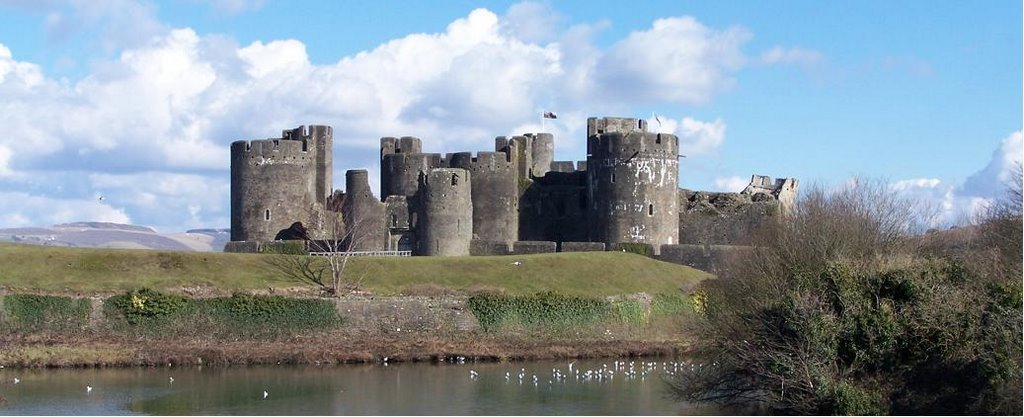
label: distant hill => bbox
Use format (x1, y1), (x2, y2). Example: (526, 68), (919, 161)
(0, 222), (230, 252)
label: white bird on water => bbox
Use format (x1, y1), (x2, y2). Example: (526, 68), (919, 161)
(263, 390), (269, 399)
(169, 376), (174, 384)
(511, 260), (523, 266)
(13, 377), (19, 384)
(86, 385), (92, 393)
(469, 370), (478, 379)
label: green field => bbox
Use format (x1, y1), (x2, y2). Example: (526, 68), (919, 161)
(0, 243), (709, 297)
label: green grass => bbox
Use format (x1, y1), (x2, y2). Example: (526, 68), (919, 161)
(0, 243), (710, 297)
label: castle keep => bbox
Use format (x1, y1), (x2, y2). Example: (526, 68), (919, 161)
(228, 116), (796, 260)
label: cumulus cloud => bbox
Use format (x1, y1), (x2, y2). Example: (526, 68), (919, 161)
(655, 116), (727, 156)
(713, 176), (750, 192)
(597, 17), (750, 104)
(890, 132), (1023, 227)
(0, 192), (131, 227)
(0, 2), (817, 230)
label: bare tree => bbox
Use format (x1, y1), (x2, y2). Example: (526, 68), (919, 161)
(264, 207), (373, 296)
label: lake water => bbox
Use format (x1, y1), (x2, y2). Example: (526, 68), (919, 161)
(0, 359), (718, 415)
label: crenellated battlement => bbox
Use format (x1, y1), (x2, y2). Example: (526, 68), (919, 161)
(381, 136), (423, 157)
(587, 117), (647, 137)
(231, 138), (314, 165)
(380, 152), (444, 199)
(587, 131), (679, 161)
(448, 151), (516, 174)
(231, 115), (786, 261)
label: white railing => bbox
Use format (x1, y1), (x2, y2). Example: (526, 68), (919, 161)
(308, 250), (412, 257)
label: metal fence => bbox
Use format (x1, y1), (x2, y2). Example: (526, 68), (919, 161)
(308, 250), (412, 257)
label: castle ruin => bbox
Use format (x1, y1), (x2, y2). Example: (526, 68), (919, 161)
(227, 116), (797, 261)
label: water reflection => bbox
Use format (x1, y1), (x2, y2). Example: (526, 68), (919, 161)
(0, 359), (713, 415)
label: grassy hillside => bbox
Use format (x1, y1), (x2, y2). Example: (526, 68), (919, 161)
(0, 243), (709, 297)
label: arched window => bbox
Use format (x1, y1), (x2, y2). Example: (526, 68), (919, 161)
(648, 204), (654, 216)
(264, 209), (271, 221)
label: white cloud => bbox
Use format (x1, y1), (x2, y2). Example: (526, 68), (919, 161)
(757, 46), (823, 68)
(597, 17), (750, 104)
(0, 3), (820, 230)
(960, 131), (1022, 199)
(500, 1), (563, 43)
(656, 116), (726, 156)
(713, 176), (749, 192)
(890, 132), (1023, 227)
(0, 192), (131, 227)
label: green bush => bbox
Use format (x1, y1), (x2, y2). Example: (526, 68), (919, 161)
(670, 181), (1023, 415)
(201, 293), (341, 336)
(106, 288), (188, 325)
(2, 294), (91, 331)
(105, 289), (341, 338)
(468, 291), (611, 332)
(611, 298), (646, 325)
(651, 292), (690, 316)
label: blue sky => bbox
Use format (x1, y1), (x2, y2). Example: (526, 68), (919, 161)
(0, 0), (1020, 231)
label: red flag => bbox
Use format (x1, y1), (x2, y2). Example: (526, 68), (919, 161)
(543, 111), (557, 119)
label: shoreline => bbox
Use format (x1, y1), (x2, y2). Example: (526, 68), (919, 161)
(0, 334), (689, 369)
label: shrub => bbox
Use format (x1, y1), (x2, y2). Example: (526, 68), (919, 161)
(467, 291), (611, 332)
(105, 289), (342, 338)
(2, 294), (91, 332)
(670, 180), (1023, 415)
(106, 288), (188, 325)
(202, 293), (341, 336)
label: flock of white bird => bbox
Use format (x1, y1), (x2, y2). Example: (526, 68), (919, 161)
(466, 360), (703, 387)
(3, 359), (710, 401)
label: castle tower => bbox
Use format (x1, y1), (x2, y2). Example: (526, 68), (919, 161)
(526, 133), (554, 178)
(417, 168), (473, 256)
(230, 125), (331, 242)
(380, 136), (437, 199)
(449, 151), (518, 243)
(341, 169), (387, 251)
(586, 117), (679, 252)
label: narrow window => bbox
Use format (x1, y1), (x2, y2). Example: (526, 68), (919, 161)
(656, 133), (662, 144)
(611, 171), (616, 183)
(391, 214), (398, 227)
(451, 174), (458, 186)
(264, 209), (271, 221)
(638, 120), (643, 129)
(648, 204), (654, 216)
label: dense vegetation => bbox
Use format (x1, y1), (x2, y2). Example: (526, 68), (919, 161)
(671, 179), (1023, 415)
(1, 294), (91, 332)
(104, 289), (342, 338)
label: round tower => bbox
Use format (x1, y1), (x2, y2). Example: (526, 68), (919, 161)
(417, 168), (473, 256)
(380, 152), (442, 199)
(342, 169), (386, 251)
(230, 132), (322, 242)
(528, 133), (554, 178)
(448, 151), (518, 243)
(587, 118), (679, 251)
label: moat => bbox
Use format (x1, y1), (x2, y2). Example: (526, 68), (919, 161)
(0, 359), (714, 415)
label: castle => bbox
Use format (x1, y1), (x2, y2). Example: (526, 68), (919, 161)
(227, 116), (797, 261)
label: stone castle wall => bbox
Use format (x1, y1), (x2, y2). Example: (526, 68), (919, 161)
(228, 117), (795, 270)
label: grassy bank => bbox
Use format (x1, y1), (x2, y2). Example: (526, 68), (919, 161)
(0, 243), (709, 297)
(0, 290), (695, 368)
